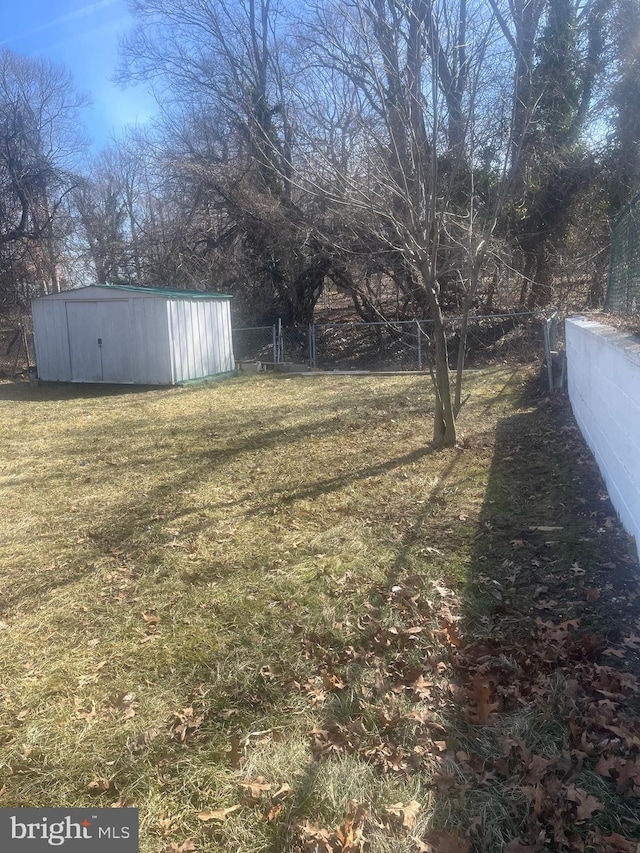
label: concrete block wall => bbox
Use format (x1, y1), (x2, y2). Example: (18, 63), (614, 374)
(566, 317), (640, 559)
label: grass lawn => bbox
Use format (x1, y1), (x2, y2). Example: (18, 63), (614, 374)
(1, 369), (639, 853)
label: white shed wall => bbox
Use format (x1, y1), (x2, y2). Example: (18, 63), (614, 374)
(32, 298), (72, 381)
(566, 317), (640, 559)
(168, 298), (234, 383)
(33, 286), (233, 385)
(130, 297), (173, 384)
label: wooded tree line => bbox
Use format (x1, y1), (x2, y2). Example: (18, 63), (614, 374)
(1, 0), (640, 441)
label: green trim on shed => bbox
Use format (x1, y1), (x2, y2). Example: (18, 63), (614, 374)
(94, 284), (233, 300)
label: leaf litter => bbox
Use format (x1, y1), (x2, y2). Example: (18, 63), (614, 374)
(280, 394), (640, 851)
(3, 373), (640, 851)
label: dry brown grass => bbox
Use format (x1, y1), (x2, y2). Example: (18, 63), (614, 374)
(2, 367), (599, 853)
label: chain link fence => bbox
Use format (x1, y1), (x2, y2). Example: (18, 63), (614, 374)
(606, 194), (640, 313)
(232, 326), (277, 364)
(444, 312), (553, 370)
(313, 320), (423, 371)
(232, 312), (556, 374)
(0, 314), (553, 380)
(1, 313), (552, 381)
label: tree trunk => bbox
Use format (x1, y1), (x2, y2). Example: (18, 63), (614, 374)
(421, 261), (456, 447)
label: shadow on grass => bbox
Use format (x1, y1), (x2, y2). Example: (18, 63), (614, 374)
(465, 391), (640, 642)
(1, 377), (441, 616)
(267, 384), (640, 850)
(422, 390), (640, 848)
(0, 379), (166, 402)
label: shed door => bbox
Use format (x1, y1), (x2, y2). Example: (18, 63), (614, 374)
(66, 300), (133, 382)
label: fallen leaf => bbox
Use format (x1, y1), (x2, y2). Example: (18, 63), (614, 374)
(272, 783), (293, 802)
(465, 674), (499, 724)
(438, 618), (464, 648)
(565, 785), (603, 821)
(170, 707), (204, 742)
(87, 777), (117, 795)
(521, 784), (544, 815)
(197, 805), (241, 822)
(111, 798), (135, 808)
(263, 803), (282, 823)
(128, 727), (159, 752)
(336, 801), (368, 852)
(239, 777), (271, 802)
(384, 800), (421, 830)
(602, 724), (640, 749)
(603, 647), (625, 658)
(156, 813), (179, 835)
(589, 830), (638, 852)
(299, 821), (333, 851)
(217, 708), (239, 720)
(412, 675), (434, 699)
(422, 828), (470, 853)
(595, 755), (626, 785)
(165, 841), (196, 853)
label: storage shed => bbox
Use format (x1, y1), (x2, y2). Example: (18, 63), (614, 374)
(32, 284), (234, 385)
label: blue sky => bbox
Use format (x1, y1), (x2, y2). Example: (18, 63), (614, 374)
(1, 0), (156, 150)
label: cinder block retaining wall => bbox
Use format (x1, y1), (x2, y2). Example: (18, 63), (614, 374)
(566, 317), (640, 559)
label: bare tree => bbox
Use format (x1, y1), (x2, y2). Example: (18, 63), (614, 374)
(296, 0), (512, 445)
(109, 0), (627, 444)
(0, 47), (87, 310)
(119, 0), (359, 324)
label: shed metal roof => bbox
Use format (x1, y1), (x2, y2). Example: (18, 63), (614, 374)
(35, 284), (233, 300)
(99, 284), (233, 299)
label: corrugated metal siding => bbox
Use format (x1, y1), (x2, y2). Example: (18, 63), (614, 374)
(130, 297), (173, 384)
(32, 298), (72, 381)
(170, 300), (201, 382)
(212, 299), (234, 374)
(168, 298), (234, 382)
(33, 288), (233, 384)
(169, 300), (186, 382)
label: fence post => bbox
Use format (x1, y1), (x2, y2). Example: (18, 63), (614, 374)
(272, 324), (277, 363)
(549, 312), (558, 350)
(277, 317), (284, 363)
(543, 317), (554, 392)
(416, 319), (422, 370)
(308, 323), (317, 368)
